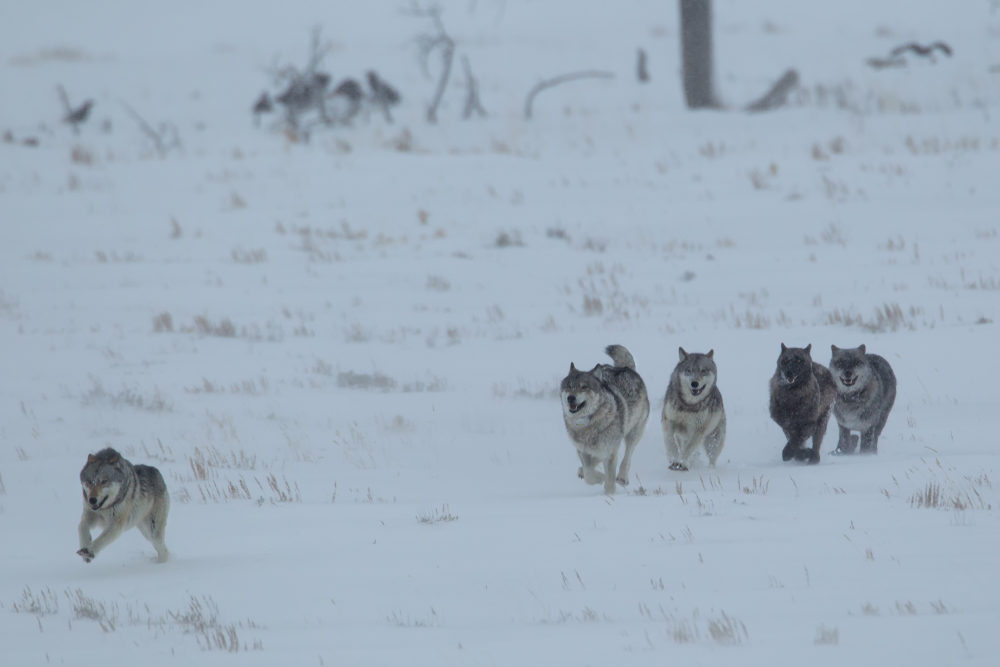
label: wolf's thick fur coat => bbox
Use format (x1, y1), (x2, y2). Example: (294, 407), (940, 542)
(829, 344), (897, 454)
(661, 348), (727, 471)
(561, 345), (650, 495)
(78, 447), (170, 563)
(769, 344), (837, 464)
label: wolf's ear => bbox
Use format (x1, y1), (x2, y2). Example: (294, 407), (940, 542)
(87, 454), (97, 464)
(706, 349), (714, 359)
(678, 347), (688, 361)
(858, 344), (866, 355)
(108, 452), (120, 464)
(831, 344), (839, 354)
(780, 343), (787, 352)
(569, 362), (577, 373)
(805, 344), (812, 355)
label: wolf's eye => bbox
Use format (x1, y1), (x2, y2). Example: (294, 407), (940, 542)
(99, 479), (107, 485)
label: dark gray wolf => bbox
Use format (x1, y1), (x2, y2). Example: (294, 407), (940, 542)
(78, 448), (170, 563)
(561, 345), (650, 495)
(661, 348), (726, 471)
(769, 344), (836, 464)
(829, 344), (897, 455)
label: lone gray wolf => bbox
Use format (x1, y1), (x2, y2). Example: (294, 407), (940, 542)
(829, 344), (897, 455)
(661, 348), (726, 471)
(769, 344), (836, 464)
(561, 345), (650, 495)
(78, 448), (170, 563)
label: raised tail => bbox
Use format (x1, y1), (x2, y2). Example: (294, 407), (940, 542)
(605, 345), (636, 370)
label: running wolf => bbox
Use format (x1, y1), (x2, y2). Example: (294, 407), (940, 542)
(78, 448), (170, 563)
(769, 344), (836, 464)
(561, 345), (650, 495)
(829, 344), (897, 455)
(661, 348), (726, 471)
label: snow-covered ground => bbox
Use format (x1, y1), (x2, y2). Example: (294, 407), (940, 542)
(2, 1), (1000, 664)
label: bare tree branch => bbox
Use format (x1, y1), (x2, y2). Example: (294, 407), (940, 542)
(523, 71), (615, 119)
(407, 3), (455, 123)
(461, 55), (487, 119)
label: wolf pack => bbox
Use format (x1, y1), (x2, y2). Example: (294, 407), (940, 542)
(561, 343), (896, 495)
(75, 341), (895, 564)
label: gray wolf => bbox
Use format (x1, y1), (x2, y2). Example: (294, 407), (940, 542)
(661, 348), (727, 471)
(78, 448), (170, 563)
(561, 345), (650, 495)
(829, 344), (897, 455)
(769, 344), (836, 464)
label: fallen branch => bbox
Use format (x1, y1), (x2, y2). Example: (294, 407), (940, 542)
(523, 70), (615, 119)
(867, 41), (952, 69)
(745, 69), (799, 113)
(120, 101), (180, 155)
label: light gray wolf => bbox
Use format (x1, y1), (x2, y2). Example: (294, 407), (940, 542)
(561, 345), (650, 495)
(661, 348), (726, 471)
(78, 448), (170, 563)
(829, 344), (897, 455)
(769, 344), (836, 464)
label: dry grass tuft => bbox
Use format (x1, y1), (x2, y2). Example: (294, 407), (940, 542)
(495, 230), (525, 248)
(417, 504), (459, 524)
(815, 625), (839, 645)
(81, 377), (173, 413)
(152, 312), (174, 332)
(740, 475), (769, 495)
(337, 370), (397, 391)
(192, 316), (237, 338)
(231, 247), (268, 264)
(827, 303), (918, 333)
(12, 586), (59, 616)
(426, 275), (451, 291)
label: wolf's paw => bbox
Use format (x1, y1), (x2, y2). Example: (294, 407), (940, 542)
(668, 462), (689, 472)
(616, 474), (629, 486)
(77, 548), (94, 563)
(829, 447), (847, 456)
(781, 444), (797, 461)
(578, 466), (584, 479)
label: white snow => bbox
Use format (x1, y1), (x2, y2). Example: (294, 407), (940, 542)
(2, 1), (1000, 665)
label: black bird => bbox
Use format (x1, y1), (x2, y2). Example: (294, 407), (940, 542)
(329, 79), (364, 124)
(63, 100), (94, 135)
(366, 71), (400, 123)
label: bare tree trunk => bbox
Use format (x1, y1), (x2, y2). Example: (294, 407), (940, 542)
(679, 0), (720, 109)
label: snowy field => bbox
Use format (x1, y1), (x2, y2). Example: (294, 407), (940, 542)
(2, 1), (1000, 664)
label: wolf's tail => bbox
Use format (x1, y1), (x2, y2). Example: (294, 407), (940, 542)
(605, 345), (636, 370)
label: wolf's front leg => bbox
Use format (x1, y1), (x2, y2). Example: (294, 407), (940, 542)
(781, 427), (810, 462)
(578, 451), (605, 485)
(603, 450), (619, 495)
(617, 426), (644, 486)
(663, 424), (685, 470)
(83, 522), (126, 562)
(832, 425), (857, 455)
(78, 512), (95, 550)
(77, 512), (98, 562)
(858, 429), (878, 454)
(678, 433), (706, 470)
